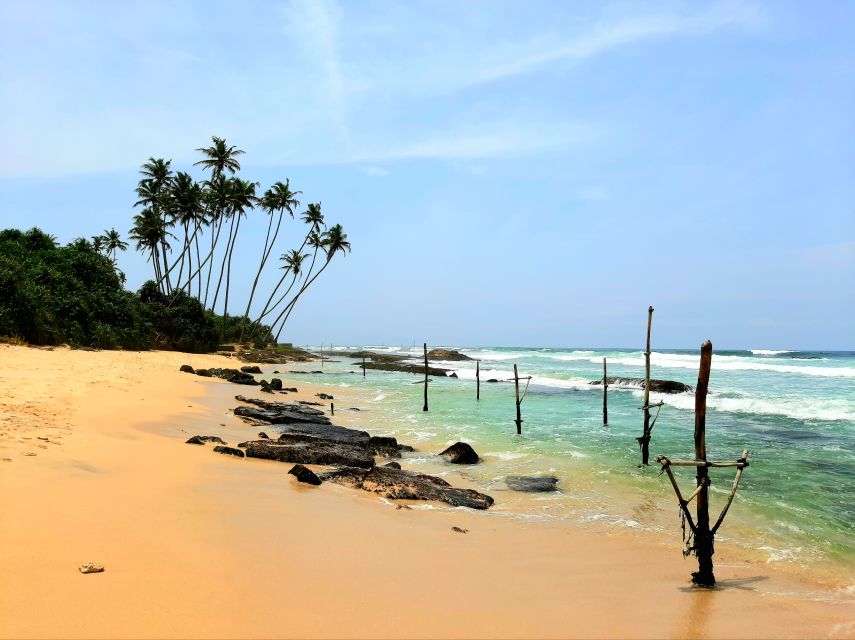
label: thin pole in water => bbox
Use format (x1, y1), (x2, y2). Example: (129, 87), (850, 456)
(603, 357), (608, 425)
(423, 342), (429, 412)
(513, 364), (522, 434)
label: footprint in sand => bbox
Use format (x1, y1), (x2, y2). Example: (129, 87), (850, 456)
(22, 452), (37, 457)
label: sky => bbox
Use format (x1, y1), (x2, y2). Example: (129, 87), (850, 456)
(0, 0), (853, 350)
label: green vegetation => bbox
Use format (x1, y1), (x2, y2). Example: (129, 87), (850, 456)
(0, 135), (351, 352)
(0, 227), (271, 351)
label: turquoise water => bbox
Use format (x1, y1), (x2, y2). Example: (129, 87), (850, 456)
(300, 345), (855, 577)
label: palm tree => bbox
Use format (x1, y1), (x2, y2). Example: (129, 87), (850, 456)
(253, 202), (326, 329)
(193, 136), (244, 176)
(134, 158), (174, 292)
(103, 228), (128, 263)
(91, 235), (106, 255)
(239, 180), (301, 341)
(193, 138), (244, 310)
(166, 172), (204, 293)
(211, 178), (257, 331)
(244, 249), (307, 343)
(130, 208), (172, 288)
(272, 224), (350, 341)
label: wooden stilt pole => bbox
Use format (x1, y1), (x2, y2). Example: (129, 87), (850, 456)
(692, 340), (715, 586)
(422, 342), (429, 412)
(476, 360), (480, 401)
(330, 402), (334, 416)
(362, 355), (366, 377)
(513, 364), (522, 434)
(640, 306), (654, 464)
(603, 357), (608, 425)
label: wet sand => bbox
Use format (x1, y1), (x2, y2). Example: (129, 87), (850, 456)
(1, 344), (853, 639)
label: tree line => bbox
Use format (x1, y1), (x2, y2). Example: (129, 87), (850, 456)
(129, 136), (351, 343)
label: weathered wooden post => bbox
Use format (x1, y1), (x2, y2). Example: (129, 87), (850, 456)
(476, 360), (480, 401)
(693, 340), (714, 585)
(423, 342), (429, 412)
(362, 355), (366, 377)
(640, 306), (654, 464)
(331, 402), (334, 416)
(513, 364), (522, 434)
(603, 357), (608, 425)
(655, 340), (751, 587)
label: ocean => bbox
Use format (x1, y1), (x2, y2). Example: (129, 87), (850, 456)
(298, 345), (855, 581)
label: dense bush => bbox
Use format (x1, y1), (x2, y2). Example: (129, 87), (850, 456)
(0, 227), (265, 352)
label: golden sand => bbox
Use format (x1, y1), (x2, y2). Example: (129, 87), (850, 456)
(1, 345), (853, 639)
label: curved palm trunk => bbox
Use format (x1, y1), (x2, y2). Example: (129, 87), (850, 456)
(253, 232), (313, 329)
(240, 211), (282, 341)
(176, 222), (189, 287)
(273, 257), (331, 342)
(221, 215), (242, 338)
(211, 215), (235, 313)
(194, 230), (203, 298)
(203, 216), (224, 309)
(159, 240), (172, 293)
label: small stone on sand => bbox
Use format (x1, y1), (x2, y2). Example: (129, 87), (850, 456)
(79, 562), (104, 574)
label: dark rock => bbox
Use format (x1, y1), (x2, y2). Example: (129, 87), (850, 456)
(208, 368), (259, 386)
(241, 365), (263, 374)
(349, 407), (362, 411)
(451, 526), (469, 533)
(186, 435), (227, 445)
(233, 397), (332, 426)
(245, 440), (375, 468)
(449, 372), (458, 378)
(384, 461), (402, 470)
(398, 444), (415, 452)
(316, 393), (334, 400)
(270, 378), (283, 391)
(440, 442), (480, 464)
(237, 441), (248, 448)
(284, 387), (298, 393)
(487, 378), (499, 383)
(505, 476), (559, 492)
(369, 436), (401, 458)
(195, 368), (213, 377)
(319, 466), (494, 510)
(179, 364), (195, 373)
(589, 377), (692, 394)
(341, 350), (409, 363)
(361, 362), (450, 376)
(258, 432), (270, 439)
(260, 384), (274, 394)
(276, 421), (370, 446)
(427, 349), (472, 361)
(213, 445), (245, 458)
(298, 400), (322, 406)
(273, 370), (280, 374)
(288, 464), (322, 485)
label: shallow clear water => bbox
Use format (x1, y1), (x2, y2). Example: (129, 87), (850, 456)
(299, 345), (855, 577)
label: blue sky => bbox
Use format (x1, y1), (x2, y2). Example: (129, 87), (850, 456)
(1, 0), (853, 349)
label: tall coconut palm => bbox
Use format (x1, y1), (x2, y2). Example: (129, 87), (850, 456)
(91, 235), (106, 255)
(193, 136), (244, 177)
(166, 172), (204, 293)
(244, 249), (308, 343)
(239, 180), (301, 341)
(134, 158), (174, 292)
(211, 178), (257, 328)
(253, 202), (325, 329)
(103, 228), (128, 263)
(129, 208), (172, 288)
(272, 224), (350, 341)
(193, 138), (244, 309)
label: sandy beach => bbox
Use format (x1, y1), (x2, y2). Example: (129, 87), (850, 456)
(1, 344), (853, 639)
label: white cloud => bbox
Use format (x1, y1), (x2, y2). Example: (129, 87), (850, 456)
(360, 166), (390, 176)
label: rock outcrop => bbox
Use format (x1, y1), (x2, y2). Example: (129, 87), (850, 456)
(233, 396), (332, 426)
(319, 466), (494, 510)
(179, 364), (195, 373)
(288, 463), (322, 485)
(240, 365), (263, 374)
(213, 445), (245, 457)
(245, 439), (375, 468)
(186, 435), (227, 445)
(427, 349), (472, 361)
(440, 442), (480, 464)
(589, 377), (692, 394)
(505, 476), (559, 492)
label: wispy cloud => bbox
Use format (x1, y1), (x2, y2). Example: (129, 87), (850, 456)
(283, 0), (350, 146)
(468, 2), (763, 87)
(360, 166), (389, 176)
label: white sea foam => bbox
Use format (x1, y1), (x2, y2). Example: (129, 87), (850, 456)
(646, 390), (855, 422)
(553, 351), (855, 378)
(483, 451), (528, 461)
(750, 349), (796, 356)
